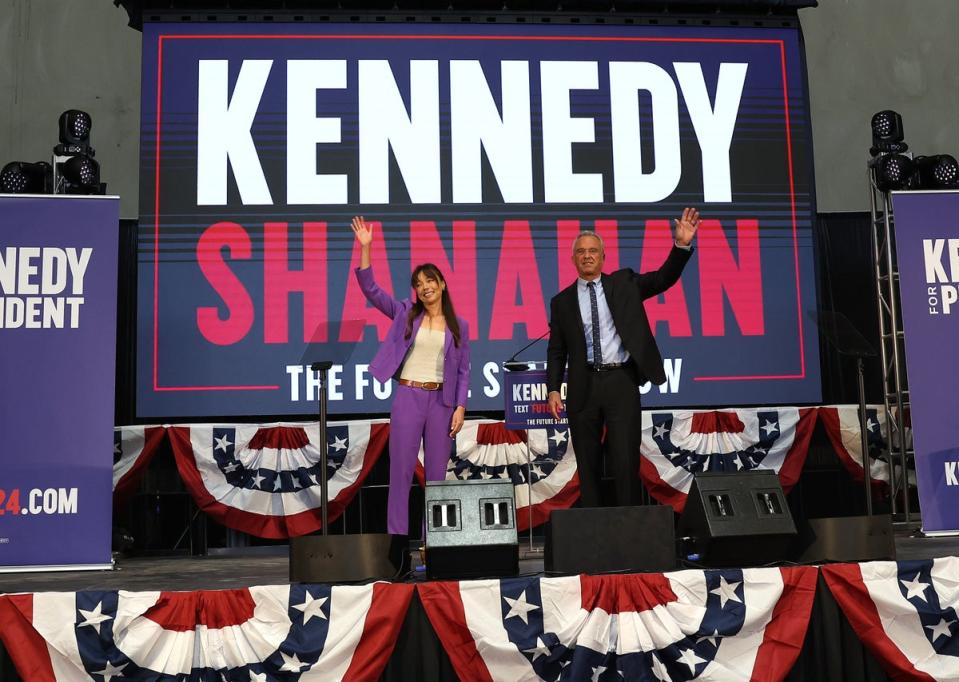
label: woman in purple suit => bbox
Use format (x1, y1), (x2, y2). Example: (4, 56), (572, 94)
(351, 216), (470, 538)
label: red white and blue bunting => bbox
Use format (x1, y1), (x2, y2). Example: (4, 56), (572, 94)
(12, 562), (959, 681)
(112, 406), (913, 539)
(823, 558), (959, 681)
(639, 408), (818, 512)
(0, 582), (413, 681)
(112, 425), (165, 501)
(419, 566), (818, 681)
(167, 420), (389, 538)
(819, 405), (916, 489)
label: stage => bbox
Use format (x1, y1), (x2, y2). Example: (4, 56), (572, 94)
(3, 530), (957, 594)
(1, 5), (955, 681)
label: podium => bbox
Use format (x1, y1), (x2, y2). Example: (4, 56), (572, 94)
(502, 363), (566, 551)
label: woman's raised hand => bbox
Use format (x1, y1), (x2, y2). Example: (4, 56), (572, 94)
(351, 216), (373, 247)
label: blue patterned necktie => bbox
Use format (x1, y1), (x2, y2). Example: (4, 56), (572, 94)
(587, 281), (603, 366)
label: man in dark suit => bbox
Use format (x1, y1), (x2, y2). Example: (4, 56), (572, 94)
(546, 208), (700, 507)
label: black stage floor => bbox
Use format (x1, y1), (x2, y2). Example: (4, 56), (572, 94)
(0, 544), (545, 593)
(2, 532), (959, 594)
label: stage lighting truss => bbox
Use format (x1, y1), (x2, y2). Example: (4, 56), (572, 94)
(866, 109), (916, 525)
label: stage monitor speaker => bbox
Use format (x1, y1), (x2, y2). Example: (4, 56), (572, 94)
(678, 471), (796, 567)
(545, 505), (676, 575)
(425, 479), (518, 580)
(793, 515), (895, 563)
(289, 533), (396, 583)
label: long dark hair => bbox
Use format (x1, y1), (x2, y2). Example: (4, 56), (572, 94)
(404, 263), (462, 347)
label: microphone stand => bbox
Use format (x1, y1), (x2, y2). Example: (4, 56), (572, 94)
(289, 356), (396, 583)
(504, 329), (550, 372)
(311, 360), (333, 534)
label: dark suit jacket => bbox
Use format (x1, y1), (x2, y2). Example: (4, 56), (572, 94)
(546, 245), (693, 414)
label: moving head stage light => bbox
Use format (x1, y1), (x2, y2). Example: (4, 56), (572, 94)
(53, 109), (106, 195)
(913, 154), (959, 189)
(56, 110), (93, 156)
(865, 110), (959, 191)
(870, 151), (959, 192)
(0, 161), (53, 194)
(872, 153), (915, 192)
(870, 110), (908, 156)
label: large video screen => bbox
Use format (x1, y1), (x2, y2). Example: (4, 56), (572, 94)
(138, 21), (819, 418)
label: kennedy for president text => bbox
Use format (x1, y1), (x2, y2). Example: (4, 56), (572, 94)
(0, 247), (92, 329)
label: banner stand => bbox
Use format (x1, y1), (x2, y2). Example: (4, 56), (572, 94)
(504, 362), (567, 554)
(0, 194), (119, 572)
(890, 190), (959, 534)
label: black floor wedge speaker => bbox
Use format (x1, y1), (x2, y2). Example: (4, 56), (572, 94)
(290, 533), (397, 583)
(545, 505), (676, 575)
(678, 471), (796, 567)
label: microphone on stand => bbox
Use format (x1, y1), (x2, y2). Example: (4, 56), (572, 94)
(503, 329), (550, 372)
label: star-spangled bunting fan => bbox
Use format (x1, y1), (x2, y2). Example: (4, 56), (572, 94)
(0, 582), (413, 681)
(112, 408), (897, 538)
(818, 405), (916, 489)
(640, 408), (817, 512)
(419, 566), (817, 681)
(112, 426), (165, 501)
(167, 420), (388, 538)
(822, 558), (959, 681)
(415, 420), (580, 530)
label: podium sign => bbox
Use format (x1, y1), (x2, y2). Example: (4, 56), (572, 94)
(503, 367), (567, 430)
(0, 195), (119, 570)
(891, 190), (959, 533)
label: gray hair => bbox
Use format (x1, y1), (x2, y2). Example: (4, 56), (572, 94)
(572, 230), (605, 255)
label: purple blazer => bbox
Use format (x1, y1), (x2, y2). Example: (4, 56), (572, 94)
(355, 266), (470, 409)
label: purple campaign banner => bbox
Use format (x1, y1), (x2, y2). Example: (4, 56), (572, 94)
(0, 195), (118, 569)
(504, 367), (567, 430)
(138, 21), (819, 418)
(891, 190), (959, 533)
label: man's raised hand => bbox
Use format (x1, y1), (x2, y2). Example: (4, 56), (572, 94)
(674, 207), (701, 247)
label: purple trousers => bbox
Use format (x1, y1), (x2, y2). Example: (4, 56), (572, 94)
(387, 384), (454, 536)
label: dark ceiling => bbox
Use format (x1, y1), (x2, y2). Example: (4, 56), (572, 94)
(113, 0), (817, 30)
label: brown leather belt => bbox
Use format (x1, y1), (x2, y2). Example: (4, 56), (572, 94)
(398, 378), (443, 391)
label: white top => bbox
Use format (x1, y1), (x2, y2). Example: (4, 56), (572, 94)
(399, 325), (445, 383)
